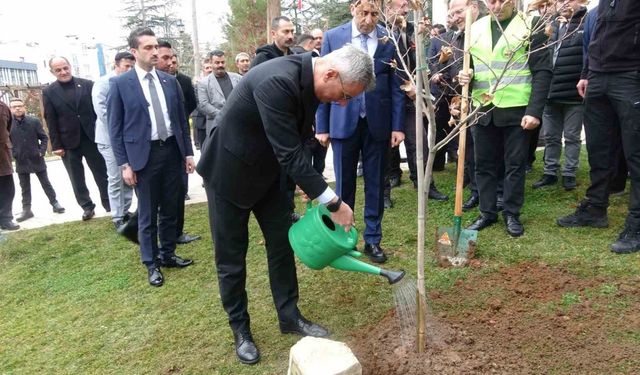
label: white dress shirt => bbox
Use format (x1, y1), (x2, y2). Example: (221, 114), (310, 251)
(134, 64), (173, 140)
(351, 19), (378, 57)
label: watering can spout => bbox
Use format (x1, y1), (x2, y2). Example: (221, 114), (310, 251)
(329, 255), (405, 284)
(380, 269), (406, 284)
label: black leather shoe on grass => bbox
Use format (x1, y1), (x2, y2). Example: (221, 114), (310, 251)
(532, 174), (557, 189)
(467, 215), (497, 231)
(557, 201), (608, 228)
(504, 214), (524, 237)
(147, 267), (164, 287)
(234, 331), (260, 365)
(363, 243), (388, 263)
(611, 228), (640, 254)
(280, 316), (329, 337)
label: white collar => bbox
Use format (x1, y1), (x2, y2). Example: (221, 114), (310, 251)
(134, 64), (158, 81)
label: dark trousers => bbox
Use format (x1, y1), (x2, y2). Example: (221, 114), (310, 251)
(528, 125), (541, 167)
(332, 117), (387, 244)
(584, 71), (640, 228)
(0, 174), (15, 223)
(404, 104), (448, 183)
(60, 134), (109, 210)
(473, 122), (530, 219)
(608, 117), (628, 193)
(463, 129), (477, 195)
(387, 146), (402, 179)
(135, 137), (182, 267)
(18, 171), (57, 208)
(207, 182), (300, 334)
(434, 98), (452, 170)
(305, 137), (328, 175)
(196, 128), (207, 149)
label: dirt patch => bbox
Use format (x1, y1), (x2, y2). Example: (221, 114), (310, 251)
(348, 262), (640, 374)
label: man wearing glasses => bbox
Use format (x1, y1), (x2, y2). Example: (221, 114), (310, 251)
(316, 0), (406, 264)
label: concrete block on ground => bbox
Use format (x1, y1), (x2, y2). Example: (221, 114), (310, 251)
(288, 336), (362, 375)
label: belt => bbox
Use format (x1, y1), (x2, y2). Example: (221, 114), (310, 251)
(150, 136), (176, 147)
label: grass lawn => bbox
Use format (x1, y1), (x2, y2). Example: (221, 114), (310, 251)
(1, 151), (639, 374)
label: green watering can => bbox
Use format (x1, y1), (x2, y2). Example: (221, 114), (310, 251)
(288, 202), (405, 284)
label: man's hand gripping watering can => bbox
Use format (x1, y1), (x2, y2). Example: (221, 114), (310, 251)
(288, 201), (405, 284)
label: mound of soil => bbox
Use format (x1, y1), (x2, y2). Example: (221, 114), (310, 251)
(348, 262), (640, 374)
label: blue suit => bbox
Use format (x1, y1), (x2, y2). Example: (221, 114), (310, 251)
(108, 68), (193, 267)
(316, 22), (405, 244)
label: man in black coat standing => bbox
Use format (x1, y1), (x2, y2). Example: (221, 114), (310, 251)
(43, 56), (109, 221)
(197, 45), (371, 365)
(156, 40), (200, 244)
(9, 98), (64, 222)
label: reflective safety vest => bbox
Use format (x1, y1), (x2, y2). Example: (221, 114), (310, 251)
(469, 13), (533, 108)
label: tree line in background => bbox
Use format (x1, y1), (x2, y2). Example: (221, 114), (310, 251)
(220, 0), (353, 70)
(119, 0), (196, 77)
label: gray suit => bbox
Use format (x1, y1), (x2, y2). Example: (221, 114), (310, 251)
(196, 72), (242, 135)
(92, 71), (133, 222)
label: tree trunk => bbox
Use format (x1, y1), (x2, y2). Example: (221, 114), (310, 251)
(267, 0), (280, 43)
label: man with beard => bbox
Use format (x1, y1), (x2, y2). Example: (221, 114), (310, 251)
(251, 16), (295, 67)
(197, 50), (242, 136)
(43, 56), (110, 221)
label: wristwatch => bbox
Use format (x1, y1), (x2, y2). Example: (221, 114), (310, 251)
(325, 197), (342, 213)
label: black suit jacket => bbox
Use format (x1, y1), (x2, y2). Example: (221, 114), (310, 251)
(10, 116), (48, 174)
(197, 53), (327, 209)
(176, 72), (197, 122)
(43, 77), (96, 150)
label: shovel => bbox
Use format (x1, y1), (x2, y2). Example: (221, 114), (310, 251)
(436, 7), (477, 267)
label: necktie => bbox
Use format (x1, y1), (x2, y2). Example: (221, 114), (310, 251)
(359, 33), (368, 118)
(359, 33), (369, 54)
(145, 73), (168, 141)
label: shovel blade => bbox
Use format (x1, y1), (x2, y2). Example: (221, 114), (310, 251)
(435, 226), (478, 267)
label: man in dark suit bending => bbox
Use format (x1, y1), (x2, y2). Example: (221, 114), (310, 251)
(197, 45), (372, 365)
(109, 28), (195, 287)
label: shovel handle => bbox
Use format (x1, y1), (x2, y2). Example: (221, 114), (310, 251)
(454, 7), (474, 217)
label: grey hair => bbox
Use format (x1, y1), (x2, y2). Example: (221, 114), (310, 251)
(235, 52), (250, 63)
(323, 44), (375, 91)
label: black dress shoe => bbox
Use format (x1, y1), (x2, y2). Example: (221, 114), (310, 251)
(0, 221), (20, 231)
(159, 255), (193, 268)
(428, 186), (449, 201)
(82, 208), (95, 221)
(147, 267), (164, 287)
(384, 195), (393, 209)
(52, 202), (65, 213)
(16, 209), (34, 222)
(234, 331), (260, 365)
(280, 315), (329, 337)
(117, 213), (139, 244)
(532, 174), (558, 189)
(467, 215), (497, 231)
(504, 214), (524, 237)
(462, 194), (479, 212)
(184, 193), (191, 201)
(176, 233), (201, 244)
(562, 176), (577, 191)
(363, 243), (388, 263)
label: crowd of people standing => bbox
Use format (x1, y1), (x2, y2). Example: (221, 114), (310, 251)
(0, 0), (638, 365)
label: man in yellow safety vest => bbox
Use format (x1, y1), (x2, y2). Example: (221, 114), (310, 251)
(458, 0), (552, 237)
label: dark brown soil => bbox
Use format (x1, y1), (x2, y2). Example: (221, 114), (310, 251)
(348, 262), (640, 374)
